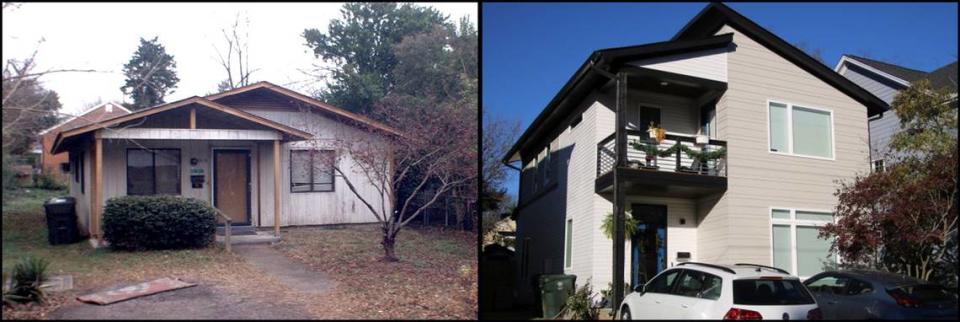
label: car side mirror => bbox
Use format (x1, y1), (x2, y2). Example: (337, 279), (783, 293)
(634, 283), (645, 294)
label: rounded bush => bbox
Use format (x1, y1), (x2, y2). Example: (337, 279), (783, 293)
(102, 195), (217, 250)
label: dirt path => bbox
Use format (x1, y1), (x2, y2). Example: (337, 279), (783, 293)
(232, 244), (336, 294)
(48, 283), (313, 320)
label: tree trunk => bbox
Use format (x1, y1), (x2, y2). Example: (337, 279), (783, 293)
(382, 232), (399, 262)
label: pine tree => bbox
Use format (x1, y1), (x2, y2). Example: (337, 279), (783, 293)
(120, 37), (179, 110)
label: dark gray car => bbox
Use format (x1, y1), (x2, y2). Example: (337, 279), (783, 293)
(803, 270), (957, 320)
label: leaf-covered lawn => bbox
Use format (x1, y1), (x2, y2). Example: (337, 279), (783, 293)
(2, 188), (297, 320)
(275, 224), (478, 319)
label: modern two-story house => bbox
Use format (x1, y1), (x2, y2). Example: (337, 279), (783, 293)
(52, 81), (399, 244)
(502, 3), (888, 306)
(834, 55), (958, 170)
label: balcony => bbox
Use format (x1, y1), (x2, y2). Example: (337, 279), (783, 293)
(596, 129), (727, 198)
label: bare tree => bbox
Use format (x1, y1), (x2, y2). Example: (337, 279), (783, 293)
(212, 13), (257, 92)
(295, 96), (476, 261)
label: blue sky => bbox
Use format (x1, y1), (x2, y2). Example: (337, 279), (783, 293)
(482, 2), (958, 199)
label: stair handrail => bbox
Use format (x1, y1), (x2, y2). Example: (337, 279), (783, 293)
(213, 208), (232, 252)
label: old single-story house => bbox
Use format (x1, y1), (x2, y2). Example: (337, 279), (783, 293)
(52, 82), (400, 244)
(38, 102), (131, 182)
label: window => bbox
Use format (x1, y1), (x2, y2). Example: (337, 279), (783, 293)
(768, 101), (834, 159)
(564, 219), (573, 268)
(673, 270), (723, 299)
(733, 279), (816, 305)
(290, 149), (335, 192)
(646, 269), (681, 294)
(543, 145), (552, 186)
(72, 152), (84, 194)
(873, 159), (885, 172)
(126, 149), (181, 196)
(805, 275), (847, 295)
(771, 208), (837, 278)
(640, 107), (661, 132)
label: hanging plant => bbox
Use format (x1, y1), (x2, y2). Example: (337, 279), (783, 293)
(601, 212), (639, 240)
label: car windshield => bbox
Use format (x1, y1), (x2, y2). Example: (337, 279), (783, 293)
(893, 284), (958, 303)
(733, 279), (816, 305)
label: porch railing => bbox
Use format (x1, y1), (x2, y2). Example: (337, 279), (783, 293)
(213, 208), (232, 252)
(597, 129), (727, 177)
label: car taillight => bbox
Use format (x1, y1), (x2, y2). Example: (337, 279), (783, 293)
(723, 308), (763, 320)
(807, 308), (823, 320)
(887, 289), (922, 308)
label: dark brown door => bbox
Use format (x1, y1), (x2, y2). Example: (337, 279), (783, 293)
(214, 150), (250, 225)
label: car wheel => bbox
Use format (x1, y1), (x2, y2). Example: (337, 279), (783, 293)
(620, 306), (631, 320)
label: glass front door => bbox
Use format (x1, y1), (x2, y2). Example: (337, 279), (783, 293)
(630, 204), (667, 289)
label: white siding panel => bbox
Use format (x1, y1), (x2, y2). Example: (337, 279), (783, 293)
(628, 46), (730, 82)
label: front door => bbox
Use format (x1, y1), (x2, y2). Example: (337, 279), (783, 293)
(631, 204), (668, 290)
(213, 149), (251, 225)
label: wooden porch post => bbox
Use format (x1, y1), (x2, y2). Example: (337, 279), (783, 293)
(273, 139), (281, 236)
(189, 108), (196, 129)
(612, 71), (628, 312)
(92, 131), (103, 240)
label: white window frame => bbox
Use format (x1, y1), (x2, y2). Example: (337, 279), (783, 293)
(564, 218), (573, 268)
(766, 99), (836, 161)
(768, 206), (841, 280)
(872, 159), (885, 173)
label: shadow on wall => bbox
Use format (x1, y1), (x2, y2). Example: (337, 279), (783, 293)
(498, 144), (573, 313)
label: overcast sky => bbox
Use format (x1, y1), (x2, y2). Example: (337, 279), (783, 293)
(2, 2), (477, 117)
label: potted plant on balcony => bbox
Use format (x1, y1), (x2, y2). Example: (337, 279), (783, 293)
(684, 146), (727, 175)
(630, 140), (664, 169)
(646, 122), (666, 143)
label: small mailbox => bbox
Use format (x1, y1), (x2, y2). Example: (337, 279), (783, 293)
(190, 167), (205, 188)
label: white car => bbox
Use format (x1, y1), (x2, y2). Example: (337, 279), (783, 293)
(619, 262), (823, 320)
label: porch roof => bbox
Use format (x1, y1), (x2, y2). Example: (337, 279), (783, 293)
(51, 96), (313, 154)
(502, 34), (734, 164)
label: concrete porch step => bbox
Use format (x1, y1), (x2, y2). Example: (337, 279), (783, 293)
(216, 225), (257, 236)
(215, 232), (280, 246)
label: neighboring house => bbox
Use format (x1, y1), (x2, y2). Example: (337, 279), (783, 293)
(52, 82), (399, 244)
(834, 55), (958, 170)
(502, 3), (888, 305)
(38, 102), (131, 182)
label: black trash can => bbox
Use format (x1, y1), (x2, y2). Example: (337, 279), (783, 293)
(538, 274), (577, 318)
(44, 197), (80, 245)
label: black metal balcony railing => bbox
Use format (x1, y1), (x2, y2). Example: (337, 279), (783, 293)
(597, 129), (727, 177)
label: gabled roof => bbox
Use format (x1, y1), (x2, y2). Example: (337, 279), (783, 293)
(837, 55), (958, 93)
(205, 81), (403, 137)
(38, 101), (131, 136)
(503, 3), (894, 164)
(502, 34), (735, 163)
(672, 3), (888, 116)
(844, 55), (928, 83)
(51, 96), (313, 154)
(925, 61), (958, 91)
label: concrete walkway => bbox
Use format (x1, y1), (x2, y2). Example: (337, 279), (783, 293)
(232, 244), (335, 294)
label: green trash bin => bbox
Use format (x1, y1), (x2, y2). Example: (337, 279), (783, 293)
(539, 274), (576, 318)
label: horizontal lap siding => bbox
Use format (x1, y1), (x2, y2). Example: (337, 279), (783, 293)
(717, 25), (870, 266)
